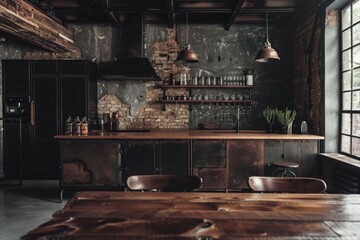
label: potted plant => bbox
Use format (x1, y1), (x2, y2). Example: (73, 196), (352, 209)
(263, 107), (276, 133)
(276, 108), (296, 134)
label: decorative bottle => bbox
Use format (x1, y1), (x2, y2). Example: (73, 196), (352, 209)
(65, 116), (73, 135)
(73, 116), (81, 135)
(80, 117), (88, 135)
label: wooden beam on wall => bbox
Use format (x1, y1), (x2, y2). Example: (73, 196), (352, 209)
(0, 0), (79, 53)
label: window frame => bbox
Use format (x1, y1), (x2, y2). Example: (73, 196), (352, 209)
(340, 0), (360, 159)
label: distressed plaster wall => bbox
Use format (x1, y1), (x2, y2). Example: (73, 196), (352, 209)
(144, 23), (294, 129)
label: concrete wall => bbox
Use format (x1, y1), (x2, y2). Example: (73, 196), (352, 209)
(143, 23), (293, 130)
(324, 9), (340, 152)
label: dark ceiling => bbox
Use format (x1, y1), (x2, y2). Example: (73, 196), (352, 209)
(33, 0), (301, 30)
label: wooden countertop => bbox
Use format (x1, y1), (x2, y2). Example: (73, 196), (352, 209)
(54, 129), (324, 140)
(22, 191), (360, 239)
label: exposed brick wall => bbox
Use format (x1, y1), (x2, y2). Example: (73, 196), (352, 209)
(98, 94), (189, 129)
(326, 9), (339, 26)
(98, 28), (190, 129)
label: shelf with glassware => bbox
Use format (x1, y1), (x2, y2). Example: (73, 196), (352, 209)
(160, 85), (254, 104)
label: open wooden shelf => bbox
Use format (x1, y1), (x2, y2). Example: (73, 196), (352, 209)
(160, 100), (255, 103)
(162, 85), (253, 89)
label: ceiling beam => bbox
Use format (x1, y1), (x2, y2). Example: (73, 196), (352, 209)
(94, 0), (119, 24)
(0, 0), (79, 53)
(165, 0), (175, 28)
(224, 0), (245, 30)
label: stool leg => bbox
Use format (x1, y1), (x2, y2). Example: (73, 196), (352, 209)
(282, 169), (296, 177)
(287, 170), (296, 177)
(274, 169), (285, 177)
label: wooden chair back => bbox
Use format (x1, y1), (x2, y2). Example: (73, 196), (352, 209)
(248, 176), (327, 193)
(126, 175), (203, 191)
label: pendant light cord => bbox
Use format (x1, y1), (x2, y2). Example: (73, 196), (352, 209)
(266, 12), (269, 43)
(185, 12), (189, 44)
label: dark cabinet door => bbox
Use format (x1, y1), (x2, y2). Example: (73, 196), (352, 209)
(158, 140), (188, 175)
(298, 140), (318, 177)
(60, 76), (87, 133)
(264, 140), (318, 177)
(2, 60), (30, 96)
(60, 60), (87, 74)
(33, 75), (59, 179)
(124, 140), (156, 178)
(192, 140), (227, 189)
(61, 141), (121, 186)
(228, 140), (264, 189)
(2, 122), (32, 179)
(33, 75), (58, 139)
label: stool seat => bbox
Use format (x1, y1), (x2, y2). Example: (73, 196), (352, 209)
(272, 161), (299, 168)
(272, 161), (299, 177)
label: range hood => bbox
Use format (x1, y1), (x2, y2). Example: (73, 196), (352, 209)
(98, 14), (160, 81)
(98, 58), (160, 81)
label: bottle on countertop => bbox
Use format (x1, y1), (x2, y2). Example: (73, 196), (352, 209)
(65, 116), (73, 135)
(113, 111), (120, 131)
(98, 114), (104, 131)
(73, 116), (81, 135)
(80, 117), (88, 135)
(108, 112), (113, 131)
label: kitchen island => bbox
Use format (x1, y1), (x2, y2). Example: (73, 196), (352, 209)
(55, 130), (324, 200)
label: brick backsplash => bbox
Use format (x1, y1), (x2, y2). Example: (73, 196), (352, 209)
(98, 28), (190, 129)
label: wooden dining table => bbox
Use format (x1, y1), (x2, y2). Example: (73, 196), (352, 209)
(21, 191), (360, 239)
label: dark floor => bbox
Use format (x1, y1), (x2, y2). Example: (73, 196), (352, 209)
(0, 180), (69, 240)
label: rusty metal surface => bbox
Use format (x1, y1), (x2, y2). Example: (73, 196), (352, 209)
(21, 191), (360, 239)
(228, 140), (264, 189)
(193, 168), (227, 189)
(192, 140), (226, 168)
(62, 141), (120, 186)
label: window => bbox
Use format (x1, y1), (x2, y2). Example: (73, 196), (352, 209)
(341, 0), (360, 158)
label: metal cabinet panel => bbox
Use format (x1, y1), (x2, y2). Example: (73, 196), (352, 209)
(158, 140), (188, 175)
(124, 140), (156, 177)
(2, 60), (31, 96)
(192, 140), (227, 190)
(264, 140), (318, 177)
(298, 140), (318, 177)
(228, 140), (264, 189)
(264, 140), (283, 176)
(194, 168), (227, 189)
(61, 141), (120, 186)
(192, 140), (226, 168)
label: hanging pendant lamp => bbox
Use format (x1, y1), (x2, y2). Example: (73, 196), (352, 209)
(255, 12), (280, 62)
(176, 12), (199, 63)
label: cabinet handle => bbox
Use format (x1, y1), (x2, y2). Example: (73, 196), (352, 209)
(30, 100), (35, 126)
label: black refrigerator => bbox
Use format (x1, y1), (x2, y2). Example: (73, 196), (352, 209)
(2, 60), (97, 180)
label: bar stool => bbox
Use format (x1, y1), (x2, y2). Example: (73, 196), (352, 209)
(272, 161), (299, 177)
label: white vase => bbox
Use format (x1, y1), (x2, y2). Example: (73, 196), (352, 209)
(287, 121), (293, 134)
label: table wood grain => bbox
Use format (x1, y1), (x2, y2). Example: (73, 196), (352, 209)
(21, 191), (359, 239)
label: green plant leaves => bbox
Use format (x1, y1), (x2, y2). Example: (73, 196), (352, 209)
(263, 107), (296, 126)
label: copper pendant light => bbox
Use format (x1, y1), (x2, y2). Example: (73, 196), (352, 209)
(255, 13), (280, 62)
(176, 12), (199, 63)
